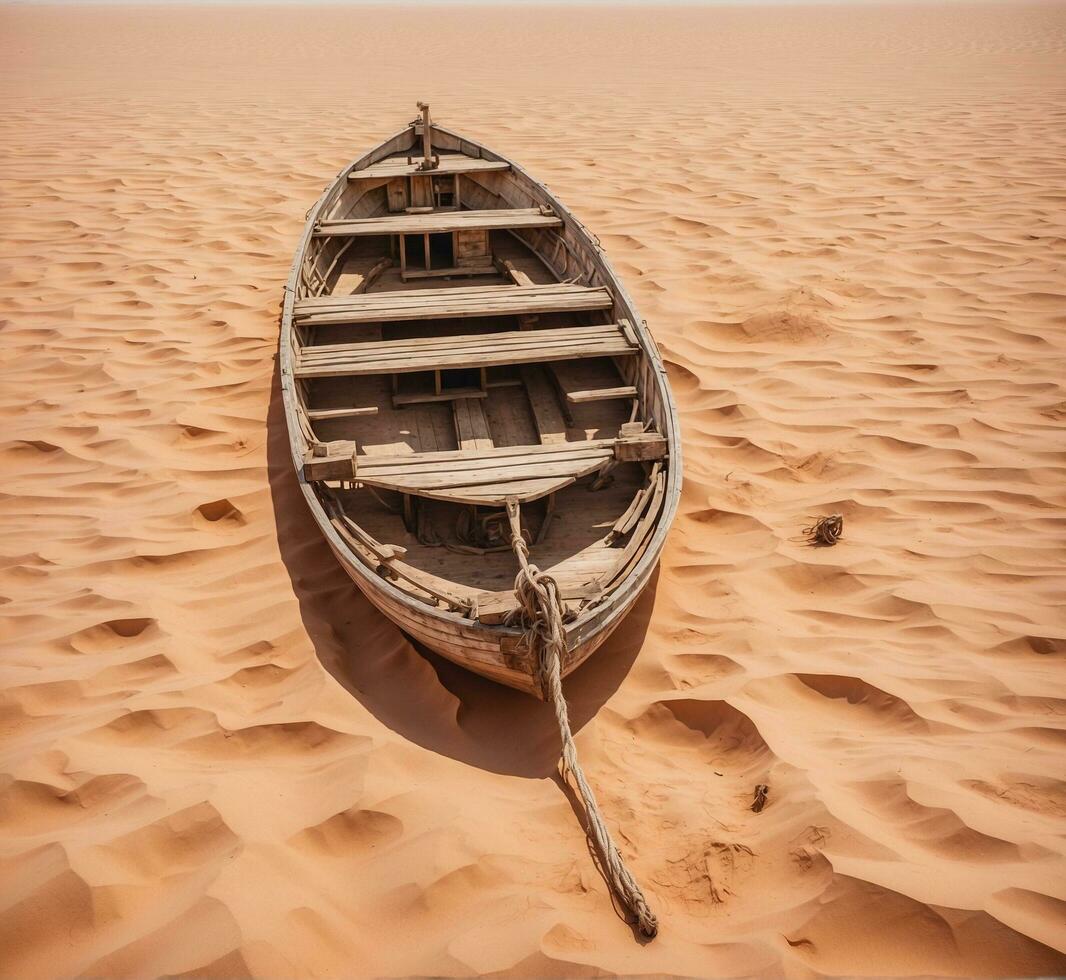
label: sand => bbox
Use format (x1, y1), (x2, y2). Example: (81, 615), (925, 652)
(2, 2), (1066, 975)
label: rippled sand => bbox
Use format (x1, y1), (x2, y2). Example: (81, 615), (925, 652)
(2, 3), (1065, 975)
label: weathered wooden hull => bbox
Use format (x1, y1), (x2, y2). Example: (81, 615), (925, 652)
(316, 509), (657, 694)
(281, 117), (682, 696)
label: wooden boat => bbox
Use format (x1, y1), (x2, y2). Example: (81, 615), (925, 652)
(280, 105), (681, 697)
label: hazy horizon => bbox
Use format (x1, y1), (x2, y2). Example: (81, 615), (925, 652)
(4, 0), (1052, 6)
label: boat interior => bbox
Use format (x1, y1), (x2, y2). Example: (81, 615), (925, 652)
(289, 106), (669, 627)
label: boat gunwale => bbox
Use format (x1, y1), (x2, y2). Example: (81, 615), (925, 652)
(279, 119), (683, 665)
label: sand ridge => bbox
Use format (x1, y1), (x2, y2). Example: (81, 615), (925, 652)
(2, 2), (1066, 976)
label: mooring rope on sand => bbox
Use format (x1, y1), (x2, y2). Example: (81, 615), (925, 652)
(505, 500), (659, 939)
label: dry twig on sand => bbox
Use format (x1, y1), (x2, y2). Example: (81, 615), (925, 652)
(803, 514), (843, 547)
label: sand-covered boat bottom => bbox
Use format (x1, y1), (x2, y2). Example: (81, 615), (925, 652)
(2, 3), (1065, 975)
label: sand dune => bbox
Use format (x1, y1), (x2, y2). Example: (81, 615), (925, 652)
(2, 2), (1065, 975)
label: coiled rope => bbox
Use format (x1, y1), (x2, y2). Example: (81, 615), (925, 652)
(505, 499), (659, 939)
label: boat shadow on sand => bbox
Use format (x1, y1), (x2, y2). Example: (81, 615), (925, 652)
(267, 361), (656, 779)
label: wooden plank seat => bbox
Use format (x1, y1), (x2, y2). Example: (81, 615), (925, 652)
(349, 156), (510, 180)
(315, 208), (562, 238)
(293, 282), (613, 326)
(304, 431), (668, 505)
(357, 440), (617, 505)
(294, 323), (638, 379)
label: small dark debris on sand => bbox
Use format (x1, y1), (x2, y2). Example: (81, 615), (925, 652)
(803, 514), (843, 547)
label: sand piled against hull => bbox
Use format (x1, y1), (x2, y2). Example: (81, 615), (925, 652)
(1, 3), (1065, 975)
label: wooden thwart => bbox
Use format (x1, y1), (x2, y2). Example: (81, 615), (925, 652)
(354, 440), (616, 505)
(295, 323), (637, 378)
(349, 156), (510, 180)
(294, 282), (613, 325)
(315, 207), (561, 238)
(302, 428), (668, 506)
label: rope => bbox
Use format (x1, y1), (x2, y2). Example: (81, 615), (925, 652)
(505, 499), (659, 939)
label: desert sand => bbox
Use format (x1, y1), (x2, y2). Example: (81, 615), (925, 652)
(2, 2), (1066, 976)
